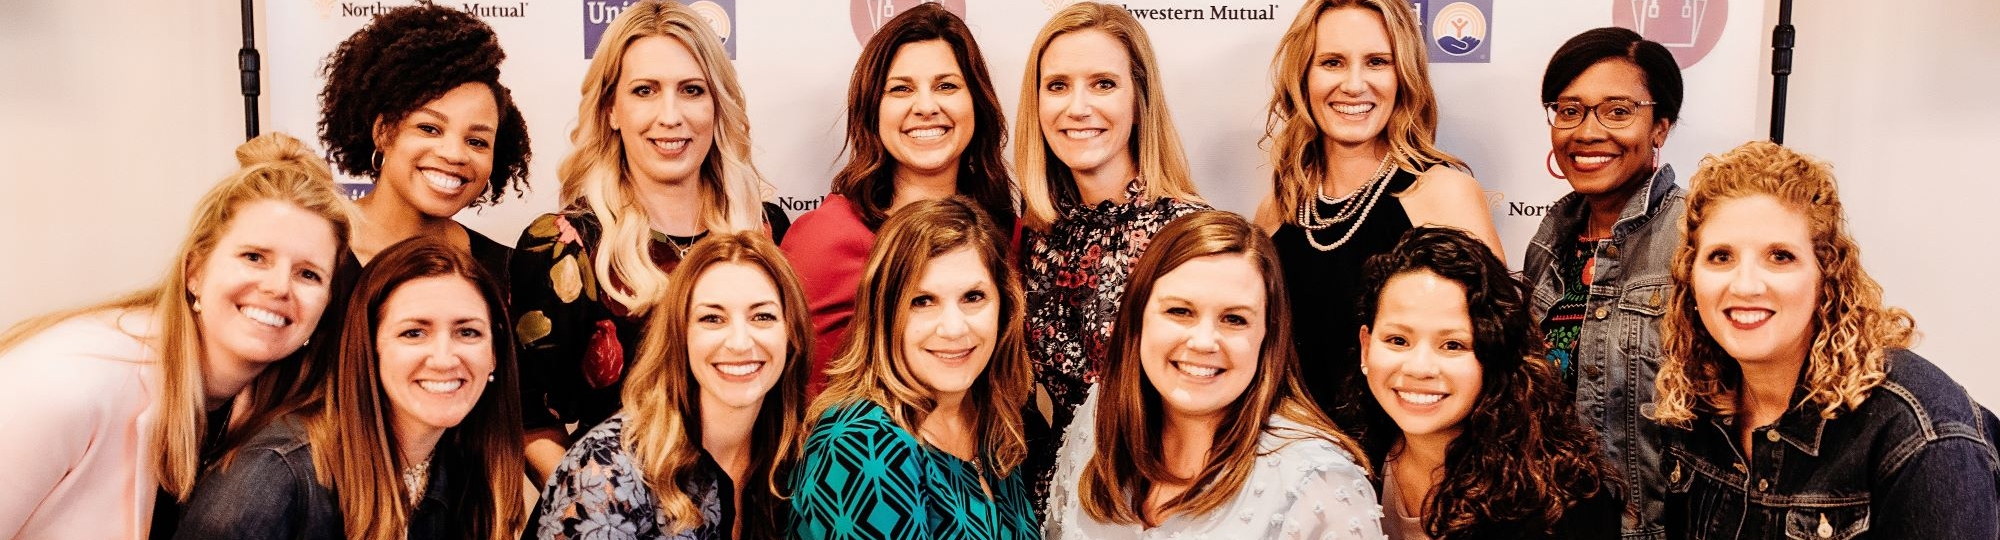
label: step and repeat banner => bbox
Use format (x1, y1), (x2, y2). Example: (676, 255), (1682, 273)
(267, 0), (1762, 266)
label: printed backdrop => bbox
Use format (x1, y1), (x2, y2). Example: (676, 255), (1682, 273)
(267, 0), (1762, 267)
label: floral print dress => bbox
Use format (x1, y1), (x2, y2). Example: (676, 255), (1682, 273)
(531, 413), (730, 540)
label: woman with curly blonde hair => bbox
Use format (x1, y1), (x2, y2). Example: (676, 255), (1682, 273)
(1654, 140), (1999, 539)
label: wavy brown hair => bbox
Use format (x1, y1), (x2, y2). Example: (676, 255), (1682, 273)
(1263, 0), (1465, 221)
(1080, 210), (1364, 526)
(1654, 140), (1916, 426)
(1013, 1), (1203, 231)
(830, 3), (1016, 233)
(620, 232), (809, 538)
(807, 196), (1031, 474)
(305, 238), (525, 540)
(1351, 226), (1614, 539)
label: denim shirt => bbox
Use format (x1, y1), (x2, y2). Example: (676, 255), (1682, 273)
(171, 415), (458, 540)
(1524, 165), (1684, 540)
(1661, 349), (2000, 540)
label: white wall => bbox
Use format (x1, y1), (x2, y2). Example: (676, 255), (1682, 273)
(3, 0), (1995, 404)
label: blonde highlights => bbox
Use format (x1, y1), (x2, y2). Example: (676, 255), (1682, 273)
(1014, 1), (1203, 231)
(563, 0), (771, 316)
(1654, 140), (1916, 426)
(1263, 0), (1464, 221)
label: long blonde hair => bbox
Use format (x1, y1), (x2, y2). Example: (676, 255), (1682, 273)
(1654, 140), (1916, 426)
(1263, 0), (1465, 221)
(562, 0), (771, 315)
(1014, 1), (1203, 231)
(807, 197), (1032, 475)
(0, 133), (353, 500)
(620, 233), (809, 537)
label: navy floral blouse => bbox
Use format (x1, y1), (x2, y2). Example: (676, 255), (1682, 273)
(1021, 179), (1208, 426)
(531, 412), (730, 540)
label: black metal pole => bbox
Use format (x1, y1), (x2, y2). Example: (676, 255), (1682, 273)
(239, 0), (261, 140)
(1770, 0), (1794, 144)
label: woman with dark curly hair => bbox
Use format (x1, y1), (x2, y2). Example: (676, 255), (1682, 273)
(510, 0), (790, 484)
(319, 4), (531, 281)
(1352, 227), (1619, 539)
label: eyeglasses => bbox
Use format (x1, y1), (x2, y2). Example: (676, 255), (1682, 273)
(1543, 99), (1657, 129)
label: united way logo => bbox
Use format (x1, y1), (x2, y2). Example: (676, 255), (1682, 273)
(583, 0), (737, 59)
(1416, 0), (1491, 64)
(850, 0), (967, 46)
(1613, 0), (1726, 69)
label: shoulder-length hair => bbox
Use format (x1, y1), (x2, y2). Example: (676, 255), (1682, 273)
(830, 3), (1017, 233)
(807, 196), (1031, 474)
(562, 0), (773, 315)
(1080, 210), (1364, 525)
(1351, 226), (1614, 539)
(620, 232), (810, 537)
(306, 238), (525, 540)
(318, 3), (531, 205)
(1263, 0), (1464, 221)
(1013, 1), (1203, 231)
(1655, 140), (1915, 426)
(0, 133), (353, 500)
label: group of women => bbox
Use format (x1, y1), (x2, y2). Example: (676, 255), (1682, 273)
(1, 0), (1995, 539)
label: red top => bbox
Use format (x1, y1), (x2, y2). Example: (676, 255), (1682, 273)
(779, 194), (876, 397)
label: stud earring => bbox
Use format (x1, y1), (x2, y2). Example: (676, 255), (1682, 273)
(190, 297), (202, 314)
(487, 374), (496, 383)
(301, 338), (310, 347)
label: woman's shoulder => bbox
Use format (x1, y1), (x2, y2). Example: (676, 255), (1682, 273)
(0, 309), (158, 400)
(807, 400), (920, 448)
(516, 209), (605, 251)
(1259, 415), (1368, 478)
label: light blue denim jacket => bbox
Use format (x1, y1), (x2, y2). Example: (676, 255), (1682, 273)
(1523, 164), (1684, 540)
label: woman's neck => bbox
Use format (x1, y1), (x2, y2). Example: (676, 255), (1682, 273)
(889, 166), (958, 214)
(1071, 156), (1137, 206)
(1320, 138), (1391, 197)
(196, 344), (264, 411)
(632, 174), (706, 237)
(1580, 167), (1654, 238)
(396, 423), (445, 470)
(353, 193), (459, 263)
(1159, 412), (1219, 479)
(918, 394), (976, 460)
(1737, 356), (1806, 431)
(1392, 434), (1452, 516)
(700, 393), (761, 485)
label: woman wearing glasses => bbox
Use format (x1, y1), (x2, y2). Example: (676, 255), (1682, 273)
(1521, 27), (1685, 538)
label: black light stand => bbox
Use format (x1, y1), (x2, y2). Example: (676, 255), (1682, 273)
(1770, 0), (1795, 144)
(239, 0), (260, 140)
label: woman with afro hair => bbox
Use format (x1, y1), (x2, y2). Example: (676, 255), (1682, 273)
(318, 3), (531, 282)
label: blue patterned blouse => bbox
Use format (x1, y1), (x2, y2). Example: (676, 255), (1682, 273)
(789, 401), (1039, 540)
(531, 413), (729, 540)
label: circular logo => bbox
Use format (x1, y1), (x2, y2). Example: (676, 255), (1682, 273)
(849, 0), (968, 46)
(1431, 2), (1488, 56)
(689, 1), (732, 43)
(1612, 0), (1728, 69)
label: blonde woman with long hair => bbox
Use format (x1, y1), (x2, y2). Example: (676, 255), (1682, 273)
(511, 0), (788, 483)
(1259, 0), (1500, 425)
(1653, 141), (1999, 539)
(0, 133), (351, 540)
(532, 233), (809, 540)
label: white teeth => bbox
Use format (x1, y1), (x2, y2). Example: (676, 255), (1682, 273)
(907, 127), (947, 139)
(1062, 129), (1103, 140)
(715, 362), (763, 376)
(652, 139), (689, 152)
(1729, 310), (1771, 325)
(1573, 155), (1614, 165)
(423, 170), (466, 192)
(1397, 390), (1445, 405)
(1332, 103), (1373, 115)
(418, 380), (463, 393)
(933, 349), (971, 360)
(1173, 361), (1222, 378)
(241, 306), (289, 328)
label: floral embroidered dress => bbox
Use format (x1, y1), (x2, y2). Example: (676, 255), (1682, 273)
(1042, 386), (1388, 540)
(531, 413), (730, 540)
(511, 205), (789, 436)
(1021, 179), (1207, 428)
(789, 401), (1039, 540)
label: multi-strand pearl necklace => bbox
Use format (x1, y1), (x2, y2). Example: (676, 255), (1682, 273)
(1295, 152), (1398, 251)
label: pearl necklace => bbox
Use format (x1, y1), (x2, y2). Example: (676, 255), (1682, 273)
(1296, 153), (1399, 252)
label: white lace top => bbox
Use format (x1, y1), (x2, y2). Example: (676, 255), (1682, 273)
(1042, 386), (1389, 540)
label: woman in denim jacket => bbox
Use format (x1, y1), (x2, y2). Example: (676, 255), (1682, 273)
(1653, 141), (2000, 539)
(1522, 27), (1685, 539)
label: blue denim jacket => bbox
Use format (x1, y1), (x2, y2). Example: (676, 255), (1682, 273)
(1524, 165), (1684, 540)
(1661, 349), (2000, 540)
(171, 415), (458, 540)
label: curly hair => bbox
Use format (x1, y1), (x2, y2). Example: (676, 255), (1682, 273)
(1263, 0), (1465, 222)
(318, 4), (531, 206)
(1654, 140), (1916, 426)
(1351, 227), (1615, 539)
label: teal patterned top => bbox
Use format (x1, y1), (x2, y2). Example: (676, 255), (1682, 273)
(789, 401), (1038, 540)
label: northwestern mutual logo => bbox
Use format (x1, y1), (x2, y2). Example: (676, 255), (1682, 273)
(1117, 4), (1279, 21)
(340, 1), (529, 18)
(585, 0), (737, 59)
